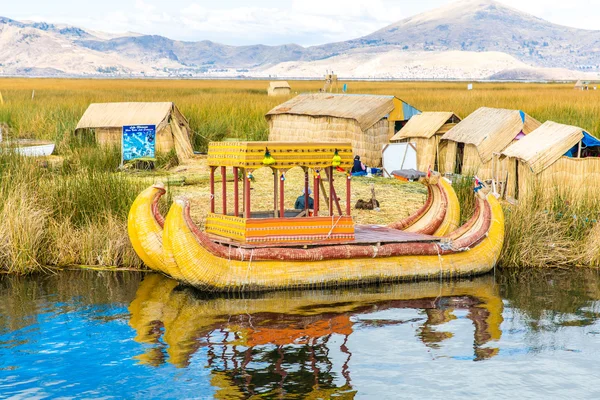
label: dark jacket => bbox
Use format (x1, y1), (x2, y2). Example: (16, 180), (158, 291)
(352, 158), (365, 173)
(294, 195), (314, 210)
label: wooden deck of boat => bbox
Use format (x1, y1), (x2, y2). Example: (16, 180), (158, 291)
(208, 225), (440, 249)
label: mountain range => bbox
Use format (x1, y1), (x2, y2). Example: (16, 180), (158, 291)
(1, 0), (599, 80)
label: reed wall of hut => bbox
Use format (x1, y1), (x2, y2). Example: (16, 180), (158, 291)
(500, 121), (600, 200)
(390, 112), (460, 172)
(266, 93), (420, 166)
(75, 102), (194, 161)
(440, 107), (540, 179)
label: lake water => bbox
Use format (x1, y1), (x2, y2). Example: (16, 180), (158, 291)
(1, 269), (599, 399)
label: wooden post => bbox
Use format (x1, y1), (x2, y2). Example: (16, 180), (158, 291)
(314, 171), (320, 217)
(346, 174), (351, 216)
(328, 167), (334, 216)
(280, 172), (285, 218)
(221, 166), (227, 215)
(241, 168), (246, 216)
(209, 167), (215, 213)
(304, 168), (309, 214)
(578, 140), (583, 158)
(244, 171), (251, 219)
(273, 169), (279, 218)
(233, 167), (239, 217)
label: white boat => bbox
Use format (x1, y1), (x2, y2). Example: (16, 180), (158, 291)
(2, 139), (55, 157)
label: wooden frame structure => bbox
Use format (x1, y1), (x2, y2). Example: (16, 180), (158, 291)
(205, 141), (355, 244)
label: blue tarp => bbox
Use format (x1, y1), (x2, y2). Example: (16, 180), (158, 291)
(402, 102), (421, 120)
(565, 131), (600, 157)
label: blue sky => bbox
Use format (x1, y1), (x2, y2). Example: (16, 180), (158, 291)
(3, 0), (598, 46)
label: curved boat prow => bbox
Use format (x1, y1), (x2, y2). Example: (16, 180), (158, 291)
(388, 174), (460, 237)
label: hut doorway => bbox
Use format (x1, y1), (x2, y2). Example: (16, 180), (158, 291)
(455, 143), (465, 175)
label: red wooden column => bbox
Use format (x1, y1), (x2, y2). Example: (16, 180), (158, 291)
(279, 171), (285, 218)
(273, 169), (279, 218)
(244, 171), (251, 219)
(221, 166), (227, 215)
(233, 167), (239, 217)
(328, 167), (334, 216)
(209, 166), (215, 213)
(346, 174), (351, 216)
(304, 168), (309, 214)
(313, 171), (320, 217)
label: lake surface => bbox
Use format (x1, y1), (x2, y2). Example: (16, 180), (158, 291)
(0, 269), (599, 399)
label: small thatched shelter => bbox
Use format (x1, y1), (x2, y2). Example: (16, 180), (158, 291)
(575, 80), (600, 90)
(266, 93), (421, 166)
(500, 121), (600, 200)
(267, 81), (291, 96)
(440, 107), (541, 178)
(75, 102), (194, 161)
(390, 112), (461, 172)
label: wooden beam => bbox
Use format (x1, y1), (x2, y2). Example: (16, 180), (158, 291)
(209, 166), (215, 213)
(279, 171), (285, 218)
(346, 174), (351, 216)
(314, 172), (320, 217)
(273, 168), (278, 218)
(304, 167), (309, 214)
(244, 171), (251, 219)
(233, 167), (239, 217)
(325, 167), (343, 215)
(221, 166), (227, 215)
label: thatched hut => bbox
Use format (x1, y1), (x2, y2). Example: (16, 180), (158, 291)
(440, 107), (541, 178)
(390, 112), (461, 172)
(267, 81), (291, 96)
(266, 93), (421, 166)
(75, 102), (194, 161)
(574, 80), (600, 90)
(500, 121), (600, 200)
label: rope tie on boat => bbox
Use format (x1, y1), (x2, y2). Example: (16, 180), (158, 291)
(326, 215), (344, 239)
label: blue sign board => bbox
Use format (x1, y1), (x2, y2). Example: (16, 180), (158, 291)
(122, 125), (156, 161)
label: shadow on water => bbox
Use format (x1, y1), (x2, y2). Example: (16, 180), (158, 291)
(1, 268), (600, 398)
(128, 274), (505, 398)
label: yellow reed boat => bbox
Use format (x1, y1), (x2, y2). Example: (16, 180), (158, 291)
(127, 141), (504, 292)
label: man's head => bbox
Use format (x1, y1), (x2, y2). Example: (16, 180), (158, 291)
(302, 187), (313, 196)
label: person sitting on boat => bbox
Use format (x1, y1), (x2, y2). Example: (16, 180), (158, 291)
(352, 155), (367, 176)
(294, 188), (314, 210)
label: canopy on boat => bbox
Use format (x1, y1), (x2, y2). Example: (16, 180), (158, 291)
(207, 141), (353, 170)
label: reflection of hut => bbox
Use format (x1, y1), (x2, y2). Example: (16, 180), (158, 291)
(440, 107), (541, 178)
(75, 102), (194, 161)
(500, 121), (600, 200)
(267, 81), (291, 96)
(266, 93), (421, 166)
(390, 112), (461, 172)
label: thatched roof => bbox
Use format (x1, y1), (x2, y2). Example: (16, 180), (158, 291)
(266, 93), (398, 131)
(501, 121), (586, 174)
(269, 81), (291, 89)
(441, 107), (541, 163)
(76, 102), (187, 132)
(391, 112), (460, 141)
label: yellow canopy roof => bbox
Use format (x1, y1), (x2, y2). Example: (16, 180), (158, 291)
(207, 141), (353, 169)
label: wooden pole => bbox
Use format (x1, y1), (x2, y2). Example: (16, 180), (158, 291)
(241, 168), (246, 216)
(233, 167), (239, 217)
(273, 169), (279, 218)
(314, 172), (320, 217)
(209, 167), (215, 213)
(346, 174), (351, 216)
(279, 172), (285, 218)
(304, 168), (309, 214)
(578, 140), (583, 158)
(328, 167), (334, 216)
(221, 166), (227, 215)
(244, 171), (251, 219)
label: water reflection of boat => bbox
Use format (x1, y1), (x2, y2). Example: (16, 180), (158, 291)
(128, 142), (504, 292)
(128, 273), (504, 397)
